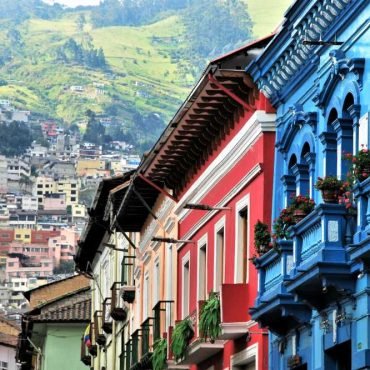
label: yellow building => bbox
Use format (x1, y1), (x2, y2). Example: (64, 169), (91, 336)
(34, 176), (79, 207)
(14, 228), (32, 243)
(76, 159), (106, 177)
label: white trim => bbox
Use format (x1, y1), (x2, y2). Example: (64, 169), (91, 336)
(197, 234), (208, 302)
(214, 216), (226, 292)
(177, 164), (262, 251)
(181, 252), (191, 318)
(231, 343), (258, 369)
(234, 194), (250, 284)
(175, 111), (276, 220)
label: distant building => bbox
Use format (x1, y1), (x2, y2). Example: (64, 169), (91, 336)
(0, 316), (19, 370)
(16, 275), (91, 370)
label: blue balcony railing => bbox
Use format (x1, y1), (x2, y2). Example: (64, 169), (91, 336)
(255, 240), (293, 305)
(290, 204), (348, 274)
(348, 178), (370, 261)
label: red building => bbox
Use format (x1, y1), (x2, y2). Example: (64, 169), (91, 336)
(143, 37), (275, 369)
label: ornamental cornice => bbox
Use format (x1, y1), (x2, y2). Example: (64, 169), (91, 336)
(276, 104), (318, 153)
(255, 0), (352, 104)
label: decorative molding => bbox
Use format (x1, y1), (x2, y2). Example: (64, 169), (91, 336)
(139, 197), (174, 250)
(313, 50), (365, 109)
(175, 111), (275, 220)
(252, 0), (354, 104)
(178, 164), (262, 251)
(276, 104), (318, 153)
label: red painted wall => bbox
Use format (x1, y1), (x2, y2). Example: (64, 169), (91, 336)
(175, 93), (275, 370)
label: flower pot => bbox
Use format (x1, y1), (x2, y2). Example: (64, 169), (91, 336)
(321, 190), (339, 203)
(293, 209), (307, 223)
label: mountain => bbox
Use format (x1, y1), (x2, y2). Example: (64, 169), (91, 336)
(0, 0), (291, 153)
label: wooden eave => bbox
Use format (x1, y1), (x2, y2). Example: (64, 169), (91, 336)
(142, 69), (256, 197)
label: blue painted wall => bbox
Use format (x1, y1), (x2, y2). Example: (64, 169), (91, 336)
(248, 0), (370, 368)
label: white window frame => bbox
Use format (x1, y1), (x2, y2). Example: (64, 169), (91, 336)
(165, 244), (173, 328)
(234, 194), (250, 284)
(197, 234), (208, 301)
(181, 251), (190, 318)
(143, 272), (149, 320)
(214, 216), (226, 292)
(153, 257), (160, 307)
(231, 343), (258, 370)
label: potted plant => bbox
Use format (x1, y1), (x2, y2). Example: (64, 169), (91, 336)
(315, 176), (347, 203)
(290, 195), (315, 223)
(152, 338), (167, 370)
(345, 148), (370, 182)
(171, 318), (194, 361)
(120, 285), (135, 303)
(254, 220), (272, 255)
(198, 292), (221, 342)
(273, 207), (295, 240)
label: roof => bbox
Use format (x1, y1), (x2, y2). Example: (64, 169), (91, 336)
(32, 298), (91, 323)
(0, 316), (20, 348)
(139, 36), (273, 198)
(23, 274), (90, 307)
(75, 171), (134, 271)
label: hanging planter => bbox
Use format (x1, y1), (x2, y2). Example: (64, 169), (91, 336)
(152, 338), (167, 370)
(198, 292), (221, 343)
(120, 285), (135, 303)
(171, 318), (194, 361)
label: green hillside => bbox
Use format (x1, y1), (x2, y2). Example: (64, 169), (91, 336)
(0, 0), (291, 152)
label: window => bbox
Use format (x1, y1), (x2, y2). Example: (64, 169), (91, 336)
(153, 259), (160, 306)
(71, 197), (76, 202)
(235, 195), (250, 284)
(182, 253), (190, 318)
(165, 245), (173, 328)
(214, 217), (225, 291)
(143, 273), (149, 319)
(197, 235), (207, 301)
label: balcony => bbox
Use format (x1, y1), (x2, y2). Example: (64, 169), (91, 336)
(349, 178), (370, 261)
(102, 298), (112, 334)
(250, 240), (311, 336)
(120, 256), (136, 304)
(80, 336), (91, 366)
(219, 283), (249, 339)
(129, 319), (153, 370)
(93, 310), (106, 346)
(153, 300), (174, 342)
(175, 301), (224, 365)
(287, 204), (354, 310)
(110, 282), (128, 321)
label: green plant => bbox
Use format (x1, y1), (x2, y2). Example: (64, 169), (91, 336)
(272, 208), (295, 240)
(152, 338), (167, 370)
(171, 318), (194, 361)
(345, 148), (370, 182)
(199, 293), (221, 342)
(315, 176), (346, 191)
(290, 195), (315, 213)
(254, 220), (271, 255)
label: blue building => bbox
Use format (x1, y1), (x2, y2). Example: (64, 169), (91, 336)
(247, 0), (370, 369)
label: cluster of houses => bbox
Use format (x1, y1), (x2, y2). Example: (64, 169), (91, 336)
(14, 0), (370, 369)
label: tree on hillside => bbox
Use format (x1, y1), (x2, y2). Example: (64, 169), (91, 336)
(76, 14), (86, 32)
(0, 122), (33, 156)
(83, 110), (106, 145)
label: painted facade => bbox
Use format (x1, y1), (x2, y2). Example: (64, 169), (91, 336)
(248, 0), (370, 369)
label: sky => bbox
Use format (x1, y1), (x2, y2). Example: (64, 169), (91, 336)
(43, 0), (101, 7)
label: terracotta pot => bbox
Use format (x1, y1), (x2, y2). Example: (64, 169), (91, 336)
(293, 209), (307, 223)
(321, 189), (339, 203)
